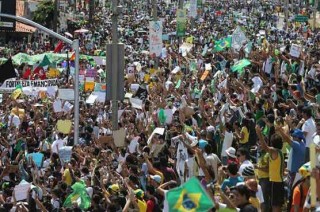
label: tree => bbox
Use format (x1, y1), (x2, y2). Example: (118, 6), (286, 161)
(32, 0), (58, 30)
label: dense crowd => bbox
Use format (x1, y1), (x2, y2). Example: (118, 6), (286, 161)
(0, 0), (320, 212)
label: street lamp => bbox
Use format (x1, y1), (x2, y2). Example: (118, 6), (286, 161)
(0, 13), (80, 145)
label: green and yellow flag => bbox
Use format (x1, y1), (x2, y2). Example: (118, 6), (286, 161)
(11, 84), (22, 100)
(63, 181), (91, 210)
(231, 59), (251, 74)
(214, 36), (232, 52)
(165, 177), (214, 212)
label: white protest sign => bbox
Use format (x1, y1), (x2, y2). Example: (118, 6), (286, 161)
(53, 99), (63, 113)
(290, 44), (301, 58)
(172, 66), (181, 74)
(0, 79), (58, 91)
(164, 109), (173, 124)
(147, 127), (165, 145)
(130, 84), (140, 92)
(130, 98), (143, 109)
(46, 86), (57, 97)
(86, 94), (98, 104)
(92, 91), (106, 103)
(149, 21), (163, 57)
(113, 128), (126, 147)
(154, 127), (165, 135)
(14, 182), (31, 201)
(58, 89), (74, 100)
(63, 101), (73, 113)
(58, 146), (73, 163)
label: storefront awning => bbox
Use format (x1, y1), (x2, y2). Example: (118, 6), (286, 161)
(15, 23), (37, 33)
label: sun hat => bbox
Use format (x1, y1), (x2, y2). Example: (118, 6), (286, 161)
(225, 147), (237, 158)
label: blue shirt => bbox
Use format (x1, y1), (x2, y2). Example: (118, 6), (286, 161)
(288, 140), (306, 173)
(221, 176), (244, 192)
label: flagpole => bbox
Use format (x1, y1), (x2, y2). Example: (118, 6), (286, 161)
(66, 51), (70, 82)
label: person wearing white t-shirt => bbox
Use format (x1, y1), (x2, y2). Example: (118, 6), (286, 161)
(302, 106), (316, 162)
(51, 133), (66, 154)
(237, 147), (254, 176)
(221, 123), (234, 165)
(128, 136), (140, 154)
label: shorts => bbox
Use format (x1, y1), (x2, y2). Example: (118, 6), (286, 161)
(271, 181), (285, 206)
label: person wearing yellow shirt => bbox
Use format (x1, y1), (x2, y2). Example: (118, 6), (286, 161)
(235, 119), (250, 148)
(256, 125), (284, 212)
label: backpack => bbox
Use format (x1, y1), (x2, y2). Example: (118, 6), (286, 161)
(287, 179), (305, 212)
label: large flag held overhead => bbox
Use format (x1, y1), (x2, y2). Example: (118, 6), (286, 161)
(214, 36), (232, 52)
(231, 59), (251, 73)
(164, 177), (214, 212)
(0, 58), (17, 83)
(232, 26), (248, 51)
(63, 181), (91, 210)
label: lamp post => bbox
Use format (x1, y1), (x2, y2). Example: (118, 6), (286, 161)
(0, 13), (80, 145)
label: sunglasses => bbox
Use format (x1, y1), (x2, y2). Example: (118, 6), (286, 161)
(237, 154), (242, 157)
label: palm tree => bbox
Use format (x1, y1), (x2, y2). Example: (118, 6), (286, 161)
(32, 0), (58, 30)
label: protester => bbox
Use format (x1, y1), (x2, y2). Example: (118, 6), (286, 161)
(0, 0), (319, 211)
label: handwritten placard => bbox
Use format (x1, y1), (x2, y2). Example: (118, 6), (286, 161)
(14, 182), (31, 201)
(58, 146), (73, 163)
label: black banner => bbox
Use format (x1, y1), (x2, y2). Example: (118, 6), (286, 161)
(0, 0), (16, 31)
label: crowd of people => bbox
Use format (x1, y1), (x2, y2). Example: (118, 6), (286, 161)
(0, 0), (320, 211)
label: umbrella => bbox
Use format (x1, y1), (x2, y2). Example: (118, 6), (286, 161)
(74, 29), (89, 33)
(65, 32), (73, 38)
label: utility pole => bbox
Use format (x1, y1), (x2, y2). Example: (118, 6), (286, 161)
(285, 0), (289, 30)
(152, 0), (159, 69)
(53, 0), (59, 32)
(106, 0), (124, 131)
(89, 0), (95, 23)
(313, 0), (318, 30)
(178, 0), (184, 45)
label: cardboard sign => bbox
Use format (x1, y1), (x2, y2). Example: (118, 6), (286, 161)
(98, 135), (113, 144)
(57, 119), (72, 134)
(113, 128), (126, 147)
(58, 89), (74, 100)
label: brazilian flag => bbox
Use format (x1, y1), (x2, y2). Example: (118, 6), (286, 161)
(214, 36), (232, 52)
(165, 177), (214, 212)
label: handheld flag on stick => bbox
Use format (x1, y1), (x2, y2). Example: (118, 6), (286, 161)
(231, 59), (251, 74)
(164, 177), (214, 212)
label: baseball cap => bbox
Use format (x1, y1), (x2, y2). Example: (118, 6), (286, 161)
(291, 129), (305, 140)
(150, 175), (161, 184)
(108, 184), (120, 193)
(134, 189), (144, 198)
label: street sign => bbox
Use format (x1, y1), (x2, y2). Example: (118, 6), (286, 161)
(106, 44), (125, 101)
(0, 21), (13, 27)
(0, 0), (16, 30)
(295, 15), (308, 22)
